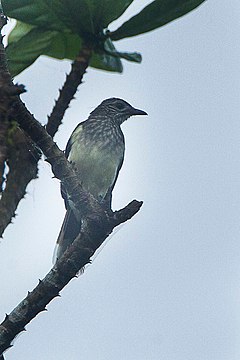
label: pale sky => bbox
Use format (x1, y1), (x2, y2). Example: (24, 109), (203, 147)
(1, 1), (240, 359)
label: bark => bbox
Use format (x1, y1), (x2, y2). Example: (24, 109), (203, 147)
(0, 117), (8, 192)
(0, 200), (142, 355)
(0, 128), (40, 237)
(0, 14), (39, 239)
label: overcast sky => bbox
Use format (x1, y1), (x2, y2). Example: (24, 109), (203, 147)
(1, 1), (240, 359)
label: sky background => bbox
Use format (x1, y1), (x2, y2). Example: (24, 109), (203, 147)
(1, 1), (240, 359)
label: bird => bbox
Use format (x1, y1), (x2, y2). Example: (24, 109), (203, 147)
(54, 98), (147, 262)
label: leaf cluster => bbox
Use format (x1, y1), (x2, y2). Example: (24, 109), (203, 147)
(2, 0), (206, 76)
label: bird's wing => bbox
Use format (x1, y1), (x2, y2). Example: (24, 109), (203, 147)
(55, 122), (87, 263)
(61, 121), (87, 209)
(103, 150), (124, 209)
(65, 120), (87, 158)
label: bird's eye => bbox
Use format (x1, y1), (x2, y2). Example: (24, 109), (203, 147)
(115, 102), (125, 110)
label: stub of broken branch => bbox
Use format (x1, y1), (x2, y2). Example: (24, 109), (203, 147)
(113, 200), (143, 227)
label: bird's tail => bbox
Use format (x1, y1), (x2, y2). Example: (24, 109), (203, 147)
(53, 209), (81, 264)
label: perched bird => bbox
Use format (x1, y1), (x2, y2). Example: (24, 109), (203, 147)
(54, 98), (147, 261)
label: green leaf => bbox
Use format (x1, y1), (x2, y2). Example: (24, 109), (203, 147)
(2, 0), (66, 31)
(110, 0), (206, 40)
(103, 42), (142, 63)
(56, 0), (135, 35)
(2, 0), (134, 35)
(6, 22), (123, 76)
(6, 26), (59, 77)
(45, 34), (124, 73)
(116, 51), (142, 63)
(93, 38), (123, 73)
(8, 21), (34, 44)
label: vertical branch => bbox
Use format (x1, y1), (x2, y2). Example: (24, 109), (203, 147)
(0, 128), (40, 237)
(0, 13), (9, 193)
(46, 44), (93, 137)
(0, 14), (39, 237)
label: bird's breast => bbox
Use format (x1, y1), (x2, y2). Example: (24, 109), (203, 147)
(68, 126), (124, 201)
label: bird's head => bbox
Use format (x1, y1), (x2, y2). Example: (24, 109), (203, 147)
(90, 98), (147, 125)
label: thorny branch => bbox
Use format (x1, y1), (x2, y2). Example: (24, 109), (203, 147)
(0, 116), (8, 192)
(46, 44), (93, 138)
(0, 15), (143, 357)
(0, 97), (143, 356)
(0, 14), (39, 238)
(0, 201), (142, 355)
(0, 15), (12, 194)
(0, 128), (40, 237)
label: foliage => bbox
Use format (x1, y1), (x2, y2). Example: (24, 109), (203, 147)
(2, 0), (206, 76)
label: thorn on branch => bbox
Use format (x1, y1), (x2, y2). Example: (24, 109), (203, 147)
(0, 84), (26, 99)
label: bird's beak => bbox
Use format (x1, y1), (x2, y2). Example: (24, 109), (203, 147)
(130, 107), (148, 116)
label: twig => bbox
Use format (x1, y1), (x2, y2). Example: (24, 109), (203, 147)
(46, 44), (93, 138)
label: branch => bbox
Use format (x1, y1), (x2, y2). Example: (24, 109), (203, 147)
(0, 98), (142, 355)
(0, 115), (8, 192)
(0, 13), (142, 356)
(0, 133), (40, 238)
(0, 200), (142, 355)
(0, 128), (40, 237)
(0, 18), (40, 237)
(0, 56), (143, 358)
(46, 44), (93, 138)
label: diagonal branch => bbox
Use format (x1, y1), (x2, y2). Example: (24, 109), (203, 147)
(46, 44), (93, 138)
(0, 200), (142, 355)
(0, 97), (143, 356)
(0, 12), (142, 357)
